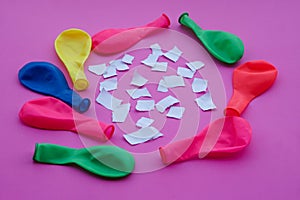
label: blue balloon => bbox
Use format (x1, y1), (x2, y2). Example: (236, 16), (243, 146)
(18, 62), (90, 113)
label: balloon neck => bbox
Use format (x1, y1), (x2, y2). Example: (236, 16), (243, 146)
(179, 12), (203, 34)
(225, 90), (253, 116)
(146, 13), (170, 28)
(74, 78), (89, 91)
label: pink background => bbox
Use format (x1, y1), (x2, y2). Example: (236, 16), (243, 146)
(1, 0), (299, 199)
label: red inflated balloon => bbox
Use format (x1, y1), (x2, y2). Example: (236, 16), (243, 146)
(19, 97), (114, 142)
(225, 60), (278, 116)
(159, 116), (252, 165)
(92, 13), (170, 54)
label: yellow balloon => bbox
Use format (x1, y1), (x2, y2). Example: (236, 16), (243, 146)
(55, 28), (91, 91)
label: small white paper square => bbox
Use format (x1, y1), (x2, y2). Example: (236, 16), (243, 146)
(192, 78), (208, 93)
(186, 61), (205, 72)
(177, 67), (195, 79)
(156, 95), (180, 113)
(157, 79), (168, 93)
(163, 46), (183, 62)
(195, 92), (216, 111)
(126, 88), (152, 99)
(96, 89), (122, 110)
(141, 54), (160, 67)
(99, 77), (118, 92)
(88, 64), (107, 76)
(112, 103), (131, 123)
(130, 70), (148, 87)
(136, 117), (154, 128)
(150, 43), (164, 56)
(136, 100), (155, 111)
(123, 126), (163, 145)
(103, 66), (117, 78)
(121, 54), (135, 64)
(152, 62), (168, 72)
(166, 106), (185, 119)
(163, 75), (185, 88)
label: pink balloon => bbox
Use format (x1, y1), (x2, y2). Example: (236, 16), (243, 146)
(92, 14), (170, 54)
(19, 97), (114, 142)
(159, 116), (252, 165)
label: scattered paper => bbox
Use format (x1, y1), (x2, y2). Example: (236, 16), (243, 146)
(130, 70), (148, 87)
(88, 64), (107, 76)
(141, 54), (160, 67)
(152, 62), (168, 72)
(126, 88), (152, 99)
(110, 59), (129, 71)
(156, 95), (180, 113)
(103, 66), (117, 78)
(157, 79), (168, 93)
(99, 77), (118, 92)
(136, 100), (155, 111)
(186, 61), (205, 72)
(121, 54), (135, 64)
(123, 126), (163, 145)
(192, 78), (208, 93)
(136, 117), (154, 128)
(163, 46), (182, 62)
(177, 67), (195, 79)
(163, 75), (185, 88)
(112, 103), (131, 123)
(96, 89), (122, 110)
(150, 43), (164, 56)
(166, 106), (185, 119)
(195, 92), (216, 111)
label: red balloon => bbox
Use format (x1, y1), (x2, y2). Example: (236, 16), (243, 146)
(225, 60), (278, 116)
(19, 97), (114, 142)
(159, 116), (252, 165)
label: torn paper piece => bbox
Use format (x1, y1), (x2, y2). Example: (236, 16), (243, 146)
(152, 62), (168, 72)
(88, 64), (107, 76)
(136, 100), (155, 111)
(163, 75), (185, 88)
(96, 89), (122, 110)
(157, 79), (168, 93)
(195, 92), (216, 111)
(167, 106), (185, 119)
(163, 46), (183, 62)
(99, 77), (118, 92)
(186, 61), (205, 71)
(192, 78), (208, 93)
(109, 59), (129, 71)
(177, 67), (195, 79)
(103, 66), (117, 78)
(150, 43), (164, 56)
(141, 54), (160, 67)
(121, 54), (134, 64)
(130, 70), (148, 87)
(156, 95), (180, 113)
(123, 126), (163, 145)
(136, 117), (154, 128)
(112, 103), (130, 123)
(126, 88), (152, 99)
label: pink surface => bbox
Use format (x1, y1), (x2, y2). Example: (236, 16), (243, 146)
(1, 1), (299, 200)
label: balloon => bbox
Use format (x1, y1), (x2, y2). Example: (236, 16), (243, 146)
(33, 143), (135, 178)
(55, 28), (91, 91)
(159, 116), (252, 165)
(18, 61), (90, 113)
(225, 60), (278, 116)
(92, 13), (170, 55)
(19, 97), (114, 141)
(179, 12), (244, 64)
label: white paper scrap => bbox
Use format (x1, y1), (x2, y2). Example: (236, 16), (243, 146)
(195, 92), (216, 111)
(123, 126), (163, 145)
(163, 46), (182, 62)
(192, 78), (208, 93)
(177, 67), (195, 79)
(112, 103), (131, 123)
(141, 54), (160, 67)
(166, 106), (185, 119)
(157, 79), (168, 93)
(136, 117), (154, 128)
(156, 95), (180, 113)
(152, 62), (168, 72)
(88, 64), (107, 76)
(136, 100), (155, 111)
(96, 89), (122, 110)
(103, 66), (117, 78)
(130, 70), (148, 87)
(126, 88), (152, 99)
(186, 61), (205, 71)
(163, 75), (185, 88)
(109, 59), (129, 71)
(121, 54), (135, 64)
(150, 43), (164, 56)
(99, 77), (118, 92)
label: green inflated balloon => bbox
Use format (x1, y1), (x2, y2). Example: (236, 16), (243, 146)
(179, 12), (244, 64)
(33, 143), (135, 179)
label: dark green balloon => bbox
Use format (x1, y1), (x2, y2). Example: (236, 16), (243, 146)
(33, 143), (135, 179)
(179, 12), (244, 64)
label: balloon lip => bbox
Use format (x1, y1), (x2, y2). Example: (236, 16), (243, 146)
(77, 98), (91, 113)
(161, 13), (171, 27)
(178, 12), (189, 24)
(74, 79), (89, 91)
(158, 147), (168, 165)
(32, 143), (39, 161)
(103, 124), (115, 141)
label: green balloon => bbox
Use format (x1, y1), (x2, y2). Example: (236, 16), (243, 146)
(33, 143), (135, 179)
(179, 12), (244, 64)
